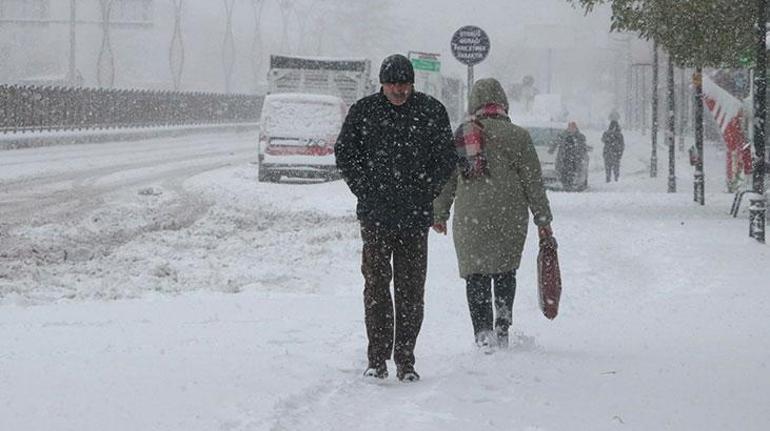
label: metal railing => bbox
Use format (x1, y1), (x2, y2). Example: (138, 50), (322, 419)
(0, 84), (263, 134)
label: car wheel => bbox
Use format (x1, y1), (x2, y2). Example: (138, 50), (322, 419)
(258, 169), (279, 183)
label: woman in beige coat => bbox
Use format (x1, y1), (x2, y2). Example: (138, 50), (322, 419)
(433, 78), (554, 352)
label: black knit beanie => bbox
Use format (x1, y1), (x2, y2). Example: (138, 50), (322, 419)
(379, 54), (414, 84)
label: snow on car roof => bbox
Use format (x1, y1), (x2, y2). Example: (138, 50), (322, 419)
(261, 93), (345, 138)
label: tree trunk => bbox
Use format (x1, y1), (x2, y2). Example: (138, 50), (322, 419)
(694, 66), (705, 205)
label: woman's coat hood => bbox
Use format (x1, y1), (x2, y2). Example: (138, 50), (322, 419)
(468, 78), (509, 114)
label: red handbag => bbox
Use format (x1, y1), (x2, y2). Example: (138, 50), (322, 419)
(537, 231), (562, 320)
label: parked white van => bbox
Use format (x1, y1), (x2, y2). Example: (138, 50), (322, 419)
(257, 93), (347, 182)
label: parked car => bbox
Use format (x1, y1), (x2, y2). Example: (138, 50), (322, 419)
(525, 125), (589, 191)
(257, 93), (347, 182)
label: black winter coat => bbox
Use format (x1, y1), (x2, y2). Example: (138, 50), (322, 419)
(602, 129), (625, 161)
(335, 89), (456, 230)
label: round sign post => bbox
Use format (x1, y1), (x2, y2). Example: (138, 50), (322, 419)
(451, 25), (490, 111)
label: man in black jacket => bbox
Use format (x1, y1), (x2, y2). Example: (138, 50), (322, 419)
(335, 54), (455, 382)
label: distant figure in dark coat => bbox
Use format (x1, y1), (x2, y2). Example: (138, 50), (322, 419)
(549, 121), (588, 191)
(335, 53), (456, 383)
(601, 120), (625, 182)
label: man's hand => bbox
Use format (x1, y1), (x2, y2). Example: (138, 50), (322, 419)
(432, 223), (447, 235)
(538, 224), (553, 239)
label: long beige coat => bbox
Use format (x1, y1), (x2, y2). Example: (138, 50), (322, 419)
(433, 78), (553, 277)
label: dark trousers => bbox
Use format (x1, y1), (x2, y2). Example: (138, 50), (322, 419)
(559, 159), (579, 189)
(465, 271), (517, 337)
(604, 154), (621, 182)
(360, 223), (428, 368)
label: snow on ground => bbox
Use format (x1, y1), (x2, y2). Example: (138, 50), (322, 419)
(0, 129), (768, 431)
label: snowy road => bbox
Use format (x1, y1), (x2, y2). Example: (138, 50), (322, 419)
(1, 130), (769, 431)
(0, 133), (261, 301)
(0, 132), (252, 237)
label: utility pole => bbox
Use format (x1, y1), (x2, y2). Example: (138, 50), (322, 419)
(749, 0), (767, 243)
(169, 0), (184, 91)
(667, 54), (676, 192)
(651, 40), (659, 178)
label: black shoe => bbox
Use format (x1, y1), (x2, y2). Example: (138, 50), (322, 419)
(475, 330), (497, 354)
(396, 365), (420, 382)
(363, 363), (388, 379)
(496, 327), (509, 349)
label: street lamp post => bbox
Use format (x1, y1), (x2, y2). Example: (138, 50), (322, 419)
(651, 40), (659, 178)
(68, 0), (78, 85)
(250, 0), (266, 92)
(666, 53), (676, 193)
(222, 0), (236, 93)
(169, 0), (184, 91)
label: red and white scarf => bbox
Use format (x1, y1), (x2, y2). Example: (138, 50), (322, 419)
(455, 103), (509, 179)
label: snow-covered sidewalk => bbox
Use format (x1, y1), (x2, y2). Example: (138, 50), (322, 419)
(1, 130), (768, 431)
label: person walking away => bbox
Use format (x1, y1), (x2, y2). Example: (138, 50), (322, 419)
(549, 121), (587, 191)
(432, 78), (554, 353)
(601, 120), (625, 182)
(335, 54), (456, 382)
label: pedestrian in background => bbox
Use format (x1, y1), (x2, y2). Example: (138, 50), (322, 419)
(549, 121), (588, 191)
(432, 78), (554, 353)
(335, 54), (455, 382)
(601, 120), (625, 182)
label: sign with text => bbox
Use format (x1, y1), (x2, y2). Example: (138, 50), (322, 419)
(408, 51), (442, 101)
(411, 58), (441, 72)
(451, 25), (490, 66)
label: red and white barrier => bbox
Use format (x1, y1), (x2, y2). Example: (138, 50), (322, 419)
(702, 75), (752, 190)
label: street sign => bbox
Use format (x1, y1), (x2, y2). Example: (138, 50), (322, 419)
(411, 58), (441, 72)
(451, 25), (490, 66)
(408, 51), (442, 101)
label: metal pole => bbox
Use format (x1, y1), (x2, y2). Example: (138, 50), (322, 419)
(667, 55), (676, 192)
(678, 67), (686, 152)
(651, 41), (659, 177)
(641, 67), (648, 134)
(223, 0), (236, 93)
(68, 0), (77, 85)
(547, 48), (552, 94)
(467, 65), (474, 113)
(625, 65), (633, 130)
(169, 0), (184, 91)
(749, 0), (767, 243)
